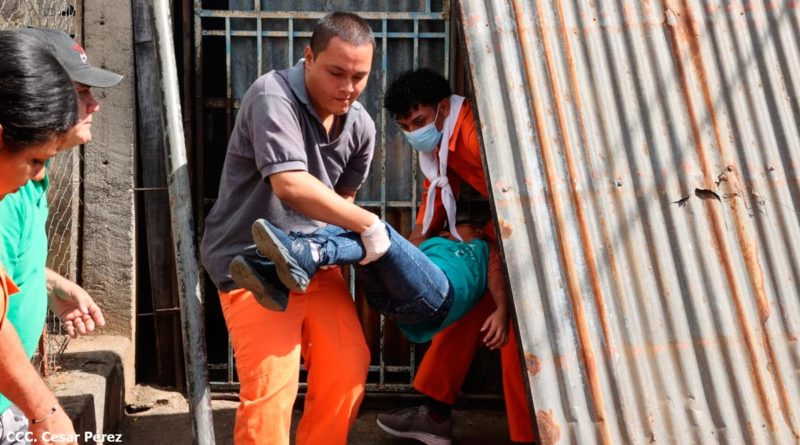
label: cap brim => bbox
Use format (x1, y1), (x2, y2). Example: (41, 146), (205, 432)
(69, 66), (123, 88)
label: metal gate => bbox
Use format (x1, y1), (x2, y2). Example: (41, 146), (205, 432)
(194, 0), (453, 392)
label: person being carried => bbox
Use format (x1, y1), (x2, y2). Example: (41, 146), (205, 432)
(232, 217), (508, 345)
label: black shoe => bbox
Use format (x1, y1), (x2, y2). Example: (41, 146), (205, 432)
(251, 219), (319, 293)
(229, 255), (289, 311)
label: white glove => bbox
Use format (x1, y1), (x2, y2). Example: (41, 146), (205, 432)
(359, 216), (390, 265)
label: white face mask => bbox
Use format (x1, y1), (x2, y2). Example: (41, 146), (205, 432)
(401, 104), (442, 153)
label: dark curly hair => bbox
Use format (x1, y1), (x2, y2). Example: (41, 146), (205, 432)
(383, 68), (452, 120)
(0, 30), (77, 152)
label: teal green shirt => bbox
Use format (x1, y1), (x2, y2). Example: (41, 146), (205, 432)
(399, 237), (488, 343)
(0, 177), (50, 413)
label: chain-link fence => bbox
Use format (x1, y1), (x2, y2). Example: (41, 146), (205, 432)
(0, 0), (76, 32)
(1, 0), (81, 376)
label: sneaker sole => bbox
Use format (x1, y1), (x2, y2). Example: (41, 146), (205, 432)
(252, 221), (310, 293)
(229, 256), (288, 311)
(375, 419), (452, 445)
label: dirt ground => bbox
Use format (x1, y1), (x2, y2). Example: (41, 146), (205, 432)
(120, 385), (516, 444)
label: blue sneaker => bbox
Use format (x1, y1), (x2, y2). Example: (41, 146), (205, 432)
(251, 219), (322, 293)
(229, 255), (289, 311)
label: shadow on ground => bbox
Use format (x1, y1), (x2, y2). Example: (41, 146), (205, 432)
(120, 387), (514, 444)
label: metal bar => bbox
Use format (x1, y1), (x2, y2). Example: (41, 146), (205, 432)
(443, 16), (449, 79)
(288, 18), (293, 67)
(201, 195), (420, 208)
(378, 17), (388, 387)
(152, 1), (216, 443)
(201, 30), (447, 38)
(225, 17), (232, 136)
(413, 20), (419, 69)
(369, 365), (413, 373)
(256, 9), (262, 77)
(197, 10), (444, 20)
(192, 0), (205, 246)
(227, 338), (234, 384)
(137, 307), (183, 317)
(132, 187), (169, 191)
(208, 365), (437, 377)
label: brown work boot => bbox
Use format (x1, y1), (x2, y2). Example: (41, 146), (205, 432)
(376, 405), (452, 445)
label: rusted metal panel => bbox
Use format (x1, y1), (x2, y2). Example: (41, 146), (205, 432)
(457, 1), (800, 443)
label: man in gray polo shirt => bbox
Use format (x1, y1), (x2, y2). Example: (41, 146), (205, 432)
(200, 12), (388, 445)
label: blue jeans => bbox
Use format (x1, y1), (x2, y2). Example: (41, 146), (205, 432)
(312, 223), (453, 325)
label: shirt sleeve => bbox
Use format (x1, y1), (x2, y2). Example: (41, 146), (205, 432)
(0, 195), (23, 275)
(0, 268), (18, 331)
(336, 113), (376, 193)
(248, 88), (309, 179)
(487, 239), (503, 283)
(0, 195), (22, 332)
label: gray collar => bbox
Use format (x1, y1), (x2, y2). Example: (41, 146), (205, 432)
(286, 60), (311, 107)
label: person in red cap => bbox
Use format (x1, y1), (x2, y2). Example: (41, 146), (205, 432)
(0, 27), (121, 444)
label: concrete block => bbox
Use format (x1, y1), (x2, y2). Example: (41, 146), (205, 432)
(80, 0), (137, 341)
(48, 336), (132, 444)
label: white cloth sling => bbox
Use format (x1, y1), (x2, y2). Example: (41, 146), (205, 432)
(419, 94), (465, 241)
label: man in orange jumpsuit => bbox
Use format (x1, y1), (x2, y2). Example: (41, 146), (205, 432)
(376, 68), (537, 444)
(200, 13), (391, 445)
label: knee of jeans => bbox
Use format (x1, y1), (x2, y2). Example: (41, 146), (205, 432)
(388, 297), (439, 325)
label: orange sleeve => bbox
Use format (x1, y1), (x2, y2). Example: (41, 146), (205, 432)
(0, 267), (18, 331)
(486, 240), (507, 307)
(416, 178), (436, 226)
(458, 105), (489, 197)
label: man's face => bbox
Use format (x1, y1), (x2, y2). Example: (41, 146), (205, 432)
(62, 83), (100, 148)
(0, 132), (61, 200)
(394, 99), (449, 133)
(304, 37), (373, 120)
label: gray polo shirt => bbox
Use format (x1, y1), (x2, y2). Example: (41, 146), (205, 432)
(200, 60), (376, 291)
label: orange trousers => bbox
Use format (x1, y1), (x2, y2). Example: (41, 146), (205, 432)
(414, 291), (537, 442)
(219, 268), (370, 445)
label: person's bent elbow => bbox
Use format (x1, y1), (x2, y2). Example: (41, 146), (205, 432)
(269, 171), (306, 204)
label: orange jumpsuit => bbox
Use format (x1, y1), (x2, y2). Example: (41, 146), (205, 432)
(414, 101), (536, 442)
(219, 268), (370, 445)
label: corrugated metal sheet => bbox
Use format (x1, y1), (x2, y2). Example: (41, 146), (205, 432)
(457, 1), (800, 443)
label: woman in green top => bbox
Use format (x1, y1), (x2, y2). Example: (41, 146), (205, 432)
(0, 30), (80, 445)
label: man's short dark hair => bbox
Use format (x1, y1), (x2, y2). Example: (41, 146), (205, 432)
(310, 12), (375, 54)
(383, 68), (452, 120)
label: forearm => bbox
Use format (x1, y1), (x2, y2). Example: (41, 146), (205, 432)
(486, 246), (508, 313)
(487, 278), (507, 313)
(271, 171), (376, 232)
(45, 268), (63, 296)
(0, 323), (59, 419)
